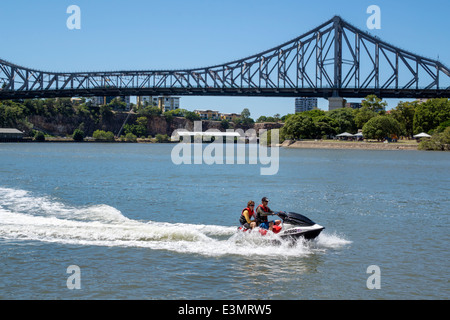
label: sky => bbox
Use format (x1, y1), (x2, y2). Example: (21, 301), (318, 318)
(1, 0), (449, 119)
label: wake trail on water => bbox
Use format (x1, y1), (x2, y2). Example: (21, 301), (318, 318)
(0, 187), (351, 257)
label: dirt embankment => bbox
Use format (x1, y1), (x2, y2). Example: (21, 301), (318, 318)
(281, 139), (418, 150)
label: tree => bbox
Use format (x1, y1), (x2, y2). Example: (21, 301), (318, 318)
(353, 106), (378, 129)
(72, 129), (84, 142)
(418, 127), (450, 151)
(256, 116), (267, 123)
(93, 130), (114, 141)
(313, 116), (339, 138)
(327, 108), (356, 133)
(34, 131), (45, 142)
(99, 104), (113, 120)
(362, 115), (402, 141)
(220, 119), (230, 130)
(241, 108), (251, 119)
(123, 116), (148, 137)
(138, 105), (161, 117)
(274, 113), (280, 122)
(362, 94), (387, 113)
(390, 101), (417, 138)
(302, 109), (326, 118)
(281, 113), (316, 140)
(413, 98), (450, 134)
(125, 132), (137, 142)
(184, 111), (201, 121)
(155, 133), (169, 143)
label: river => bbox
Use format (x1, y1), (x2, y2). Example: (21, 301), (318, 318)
(0, 143), (448, 299)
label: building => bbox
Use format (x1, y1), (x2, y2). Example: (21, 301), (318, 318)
(92, 96), (131, 110)
(194, 110), (220, 120)
(137, 96), (180, 112)
(0, 128), (23, 141)
(345, 102), (363, 109)
(295, 97), (318, 113)
(220, 113), (241, 121)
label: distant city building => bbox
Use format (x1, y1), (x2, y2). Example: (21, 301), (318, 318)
(295, 97), (318, 113)
(194, 110), (220, 120)
(416, 98), (429, 104)
(137, 96), (180, 112)
(345, 102), (363, 109)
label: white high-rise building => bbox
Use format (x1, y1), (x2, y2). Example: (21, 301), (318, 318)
(295, 97), (318, 113)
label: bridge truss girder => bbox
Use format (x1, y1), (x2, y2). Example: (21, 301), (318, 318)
(0, 16), (449, 100)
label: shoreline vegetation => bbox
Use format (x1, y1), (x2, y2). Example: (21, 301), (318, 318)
(11, 134), (421, 151)
(1, 95), (449, 151)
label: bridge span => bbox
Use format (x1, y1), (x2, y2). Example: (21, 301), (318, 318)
(1, 16), (449, 101)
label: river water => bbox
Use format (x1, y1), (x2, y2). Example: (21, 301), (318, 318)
(0, 143), (448, 300)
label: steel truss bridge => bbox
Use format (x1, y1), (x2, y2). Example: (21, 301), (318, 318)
(1, 16), (449, 101)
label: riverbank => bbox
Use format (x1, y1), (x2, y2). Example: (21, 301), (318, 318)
(281, 139), (418, 150)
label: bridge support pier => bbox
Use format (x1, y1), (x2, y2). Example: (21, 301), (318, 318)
(328, 97), (345, 111)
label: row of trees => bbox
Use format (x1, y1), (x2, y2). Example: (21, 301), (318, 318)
(2, 96), (449, 146)
(281, 95), (450, 141)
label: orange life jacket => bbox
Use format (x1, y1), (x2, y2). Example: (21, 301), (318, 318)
(239, 207), (255, 225)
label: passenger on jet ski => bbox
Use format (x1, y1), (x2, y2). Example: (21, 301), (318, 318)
(256, 197), (281, 232)
(239, 200), (256, 230)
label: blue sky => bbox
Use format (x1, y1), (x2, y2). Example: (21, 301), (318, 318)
(1, 0), (449, 119)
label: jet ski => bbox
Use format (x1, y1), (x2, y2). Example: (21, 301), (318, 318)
(238, 211), (324, 241)
(276, 212), (324, 240)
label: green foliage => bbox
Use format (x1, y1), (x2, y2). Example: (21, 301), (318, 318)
(256, 114), (282, 123)
(281, 113), (316, 140)
(353, 106), (378, 129)
(389, 101), (417, 138)
(302, 109), (326, 118)
(93, 130), (115, 141)
(241, 108), (251, 119)
(0, 100), (26, 127)
(123, 123), (147, 137)
(361, 94), (387, 112)
(362, 115), (402, 140)
(313, 115), (339, 138)
(413, 98), (450, 134)
(137, 105), (162, 117)
(437, 119), (450, 132)
(125, 132), (137, 142)
(184, 111), (201, 121)
(220, 119), (230, 130)
(281, 114), (294, 122)
(327, 108), (357, 133)
(72, 129), (84, 142)
(418, 127), (450, 151)
(155, 133), (169, 143)
(34, 131), (45, 141)
(107, 97), (127, 111)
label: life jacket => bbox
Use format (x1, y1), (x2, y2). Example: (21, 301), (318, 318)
(239, 207), (254, 225)
(256, 204), (270, 224)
